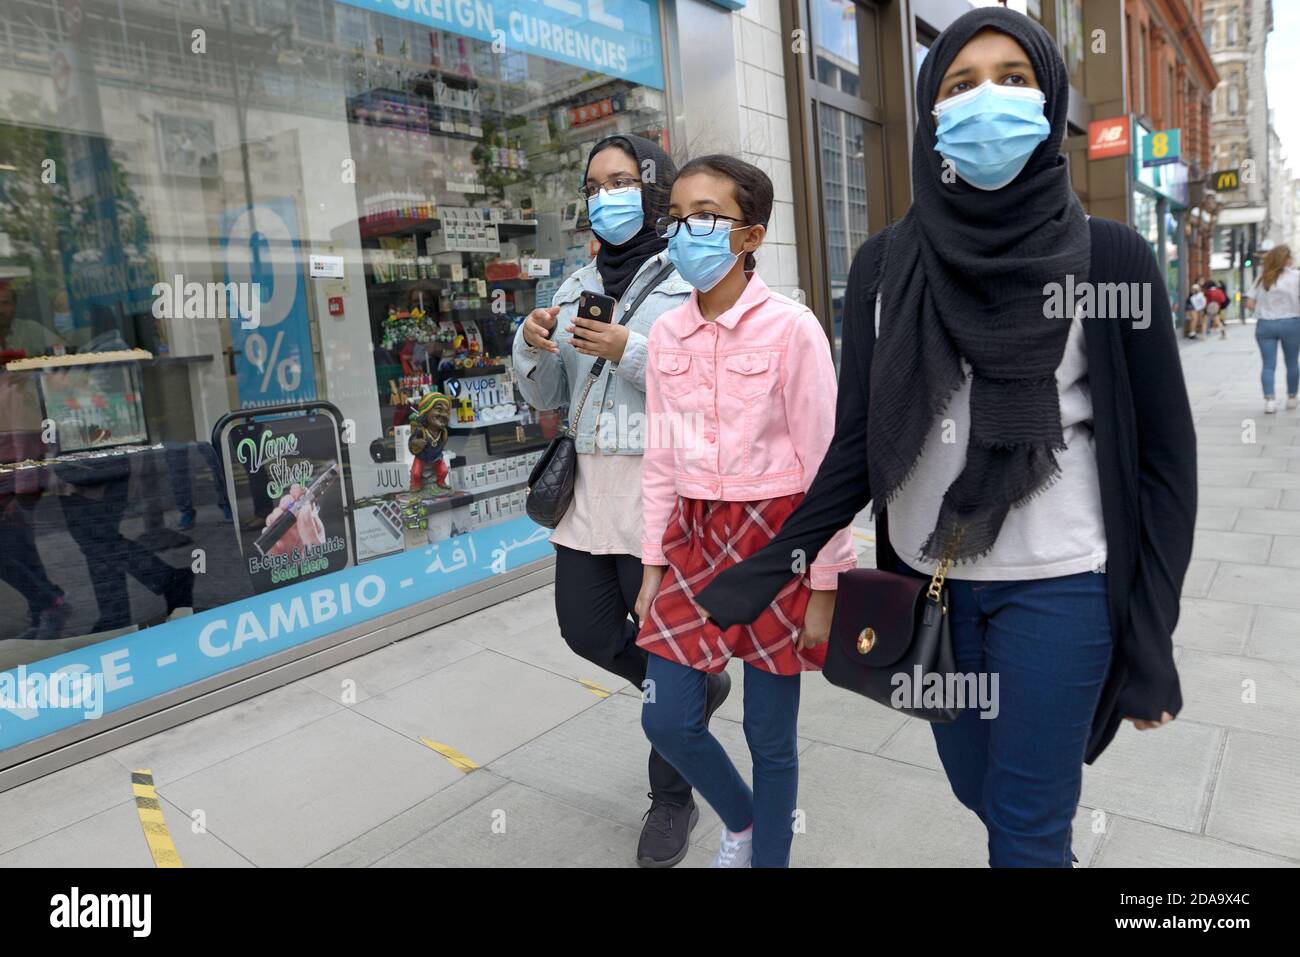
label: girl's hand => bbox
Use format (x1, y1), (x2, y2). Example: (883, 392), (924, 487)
(1127, 711), (1175, 731)
(569, 317), (629, 362)
(635, 564), (666, 620)
(522, 307), (561, 352)
(796, 589), (836, 651)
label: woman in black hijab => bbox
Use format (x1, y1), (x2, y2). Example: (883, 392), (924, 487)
(512, 134), (730, 867)
(693, 8), (1197, 867)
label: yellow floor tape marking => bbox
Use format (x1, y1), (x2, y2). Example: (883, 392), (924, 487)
(578, 679), (612, 698)
(418, 737), (480, 773)
(130, 770), (183, 868)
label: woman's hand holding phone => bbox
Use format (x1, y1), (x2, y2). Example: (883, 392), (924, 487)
(522, 307), (561, 352)
(635, 564), (666, 620)
(569, 317), (629, 362)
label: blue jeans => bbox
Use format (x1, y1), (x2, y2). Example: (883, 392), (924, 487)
(642, 655), (801, 867)
(931, 571), (1113, 868)
(1256, 317), (1300, 398)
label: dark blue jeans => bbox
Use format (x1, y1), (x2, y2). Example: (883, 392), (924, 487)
(642, 654), (801, 867)
(931, 571), (1113, 867)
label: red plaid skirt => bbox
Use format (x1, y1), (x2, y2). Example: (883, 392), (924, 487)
(636, 494), (824, 675)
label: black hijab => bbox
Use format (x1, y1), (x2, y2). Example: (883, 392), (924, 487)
(868, 7), (1091, 563)
(584, 134), (676, 301)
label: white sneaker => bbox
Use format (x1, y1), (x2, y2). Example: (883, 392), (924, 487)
(710, 829), (754, 868)
(1265, 399), (1278, 414)
(1288, 397), (1298, 410)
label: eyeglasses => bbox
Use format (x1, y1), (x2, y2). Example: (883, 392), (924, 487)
(578, 176), (642, 200)
(654, 213), (747, 238)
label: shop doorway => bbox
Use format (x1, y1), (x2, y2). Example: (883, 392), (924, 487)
(783, 0), (899, 362)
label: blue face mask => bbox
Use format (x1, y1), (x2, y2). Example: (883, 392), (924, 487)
(932, 80), (1050, 191)
(587, 187), (644, 245)
(667, 220), (748, 292)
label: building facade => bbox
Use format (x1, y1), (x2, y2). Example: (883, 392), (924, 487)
(1204, 0), (1272, 303)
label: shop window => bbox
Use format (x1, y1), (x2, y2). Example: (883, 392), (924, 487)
(811, 0), (861, 96)
(0, 0), (671, 759)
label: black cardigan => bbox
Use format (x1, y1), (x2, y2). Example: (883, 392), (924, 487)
(695, 216), (1198, 763)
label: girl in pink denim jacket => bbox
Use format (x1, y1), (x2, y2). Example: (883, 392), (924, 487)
(633, 155), (856, 868)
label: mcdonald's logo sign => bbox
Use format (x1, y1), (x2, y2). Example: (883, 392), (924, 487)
(1213, 169), (1241, 191)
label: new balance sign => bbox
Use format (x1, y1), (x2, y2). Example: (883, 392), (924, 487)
(1088, 117), (1131, 160)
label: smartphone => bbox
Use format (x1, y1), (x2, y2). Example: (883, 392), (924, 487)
(577, 291), (617, 324)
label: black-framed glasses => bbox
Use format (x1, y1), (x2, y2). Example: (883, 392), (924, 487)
(654, 212), (746, 238)
(578, 176), (642, 200)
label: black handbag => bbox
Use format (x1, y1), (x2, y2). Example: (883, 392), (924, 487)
(526, 262), (675, 529)
(823, 535), (964, 722)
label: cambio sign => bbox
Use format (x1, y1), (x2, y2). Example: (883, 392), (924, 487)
(335, 0), (665, 89)
(0, 515), (552, 753)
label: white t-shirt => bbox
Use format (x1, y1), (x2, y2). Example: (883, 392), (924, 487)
(1249, 267), (1300, 320)
(877, 297), (1108, 581)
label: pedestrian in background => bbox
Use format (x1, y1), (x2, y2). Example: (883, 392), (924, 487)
(1186, 283), (1206, 340)
(1204, 279), (1228, 339)
(694, 6), (1197, 868)
(1245, 244), (1300, 414)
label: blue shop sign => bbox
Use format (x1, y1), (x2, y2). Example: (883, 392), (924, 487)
(335, 0), (666, 89)
(1133, 124), (1188, 206)
(0, 515), (552, 752)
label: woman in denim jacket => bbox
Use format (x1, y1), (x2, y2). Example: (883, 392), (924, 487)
(512, 135), (730, 868)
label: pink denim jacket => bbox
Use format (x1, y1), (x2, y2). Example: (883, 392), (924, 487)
(641, 272), (857, 589)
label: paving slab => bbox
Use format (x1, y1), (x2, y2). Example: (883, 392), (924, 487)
(352, 649), (603, 767)
(1095, 815), (1298, 868)
(0, 795), (252, 868)
(1079, 719), (1223, 833)
(1176, 650), (1300, 739)
(107, 681), (341, 787)
(372, 780), (716, 868)
(156, 709), (465, 867)
(1204, 731), (1300, 862)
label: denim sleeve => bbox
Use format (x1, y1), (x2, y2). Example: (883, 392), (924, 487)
(511, 320), (570, 412)
(613, 328), (648, 392)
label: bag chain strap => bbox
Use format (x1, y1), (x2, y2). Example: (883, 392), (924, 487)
(925, 525), (966, 603)
(560, 260), (674, 441)
(563, 373), (600, 439)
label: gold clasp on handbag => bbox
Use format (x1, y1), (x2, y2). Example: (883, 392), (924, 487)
(856, 627), (876, 654)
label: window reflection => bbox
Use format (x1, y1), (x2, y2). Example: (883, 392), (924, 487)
(818, 104), (869, 360)
(812, 0), (860, 96)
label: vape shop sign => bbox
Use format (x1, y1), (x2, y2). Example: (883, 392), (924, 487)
(223, 408), (354, 594)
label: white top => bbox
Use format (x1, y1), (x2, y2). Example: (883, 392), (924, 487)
(1249, 267), (1300, 320)
(879, 298), (1108, 581)
(548, 448), (644, 557)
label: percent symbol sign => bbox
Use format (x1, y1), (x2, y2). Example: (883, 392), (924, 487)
(244, 330), (302, 394)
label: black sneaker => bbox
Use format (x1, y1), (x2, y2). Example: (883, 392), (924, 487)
(637, 794), (699, 868)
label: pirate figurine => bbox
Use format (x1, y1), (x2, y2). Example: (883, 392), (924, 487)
(407, 391), (453, 494)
